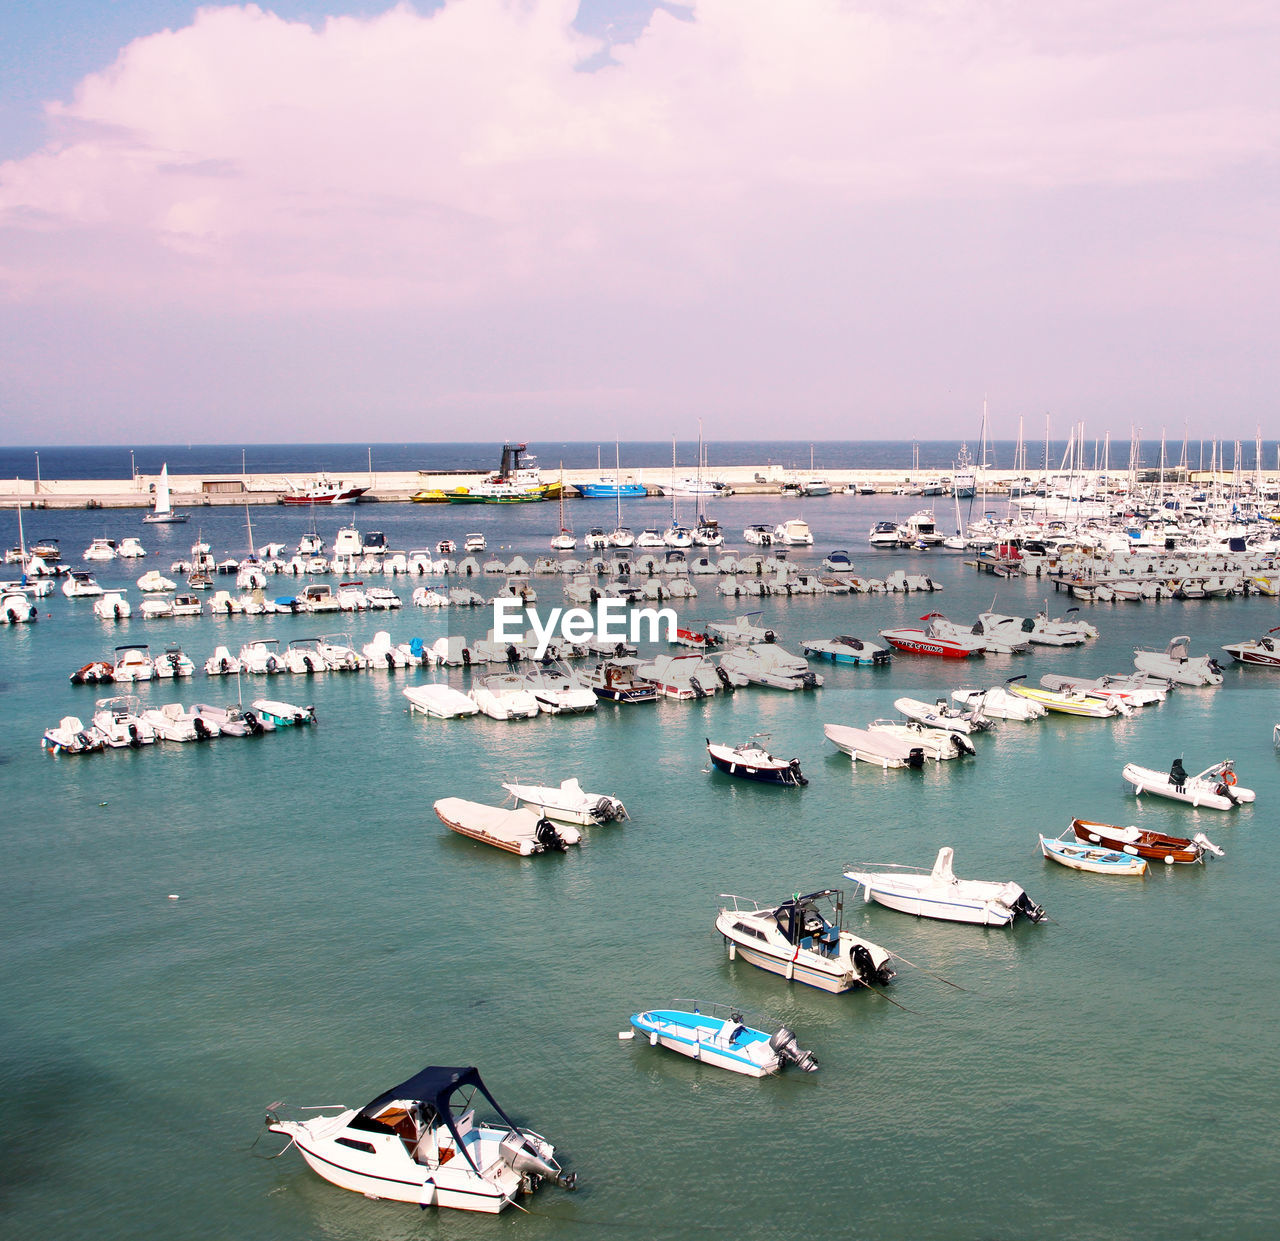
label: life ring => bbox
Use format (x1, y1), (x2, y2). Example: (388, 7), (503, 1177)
(1222, 769), (1237, 786)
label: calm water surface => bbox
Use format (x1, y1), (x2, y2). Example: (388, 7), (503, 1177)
(2, 490), (1278, 1240)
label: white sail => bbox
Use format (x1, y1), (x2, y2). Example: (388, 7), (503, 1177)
(154, 464), (172, 515)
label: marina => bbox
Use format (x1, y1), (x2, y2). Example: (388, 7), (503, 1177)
(3, 446), (1279, 1241)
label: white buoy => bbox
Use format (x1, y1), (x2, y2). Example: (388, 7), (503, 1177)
(617, 1030), (634, 1040)
(168, 894), (180, 900)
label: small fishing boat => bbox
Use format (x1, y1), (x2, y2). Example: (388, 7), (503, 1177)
(1038, 832), (1148, 875)
(586, 657), (659, 703)
(1133, 635), (1223, 687)
(42, 716), (105, 755)
(823, 722), (927, 769)
(522, 665), (597, 714)
(502, 778), (628, 825)
(715, 889), (894, 992)
(951, 685), (1047, 721)
(203, 646), (242, 676)
(403, 684), (480, 718)
(800, 635), (892, 666)
(469, 674), (541, 720)
(1070, 818), (1223, 864)
(1038, 672), (1168, 708)
(433, 797), (581, 854)
(264, 1064), (576, 1212)
(845, 848), (1046, 926)
(629, 1002), (817, 1076)
(717, 643), (821, 690)
(250, 699), (317, 727)
(69, 660), (115, 686)
(894, 696), (991, 734)
(188, 703), (271, 736)
(1121, 760), (1254, 810)
(92, 695), (158, 747)
(1221, 629), (1280, 667)
(706, 735), (807, 785)
(141, 703), (215, 742)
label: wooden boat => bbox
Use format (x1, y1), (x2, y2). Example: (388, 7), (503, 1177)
(1070, 818), (1223, 864)
(434, 797), (581, 855)
(1038, 833), (1147, 875)
(706, 736), (807, 785)
(629, 1002), (817, 1076)
(1121, 761), (1255, 810)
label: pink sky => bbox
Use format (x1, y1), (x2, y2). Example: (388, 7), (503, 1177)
(1, 1), (1276, 444)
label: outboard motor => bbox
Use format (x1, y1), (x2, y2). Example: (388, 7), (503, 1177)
(127, 723), (142, 748)
(872, 649), (891, 666)
(193, 715), (212, 741)
(954, 733), (977, 757)
(689, 676), (707, 699)
(768, 1027), (818, 1073)
(1009, 890), (1047, 922)
(498, 1131), (577, 1191)
(907, 747), (925, 769)
(850, 943), (878, 987)
(243, 710), (265, 735)
(714, 665), (734, 692)
(787, 758), (808, 786)
(534, 817), (568, 852)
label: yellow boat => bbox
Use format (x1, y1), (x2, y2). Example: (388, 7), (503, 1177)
(410, 488), (448, 503)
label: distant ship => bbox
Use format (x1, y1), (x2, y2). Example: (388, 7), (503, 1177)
(446, 443), (552, 503)
(279, 472), (369, 505)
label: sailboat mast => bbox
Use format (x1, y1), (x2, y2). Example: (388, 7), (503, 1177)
(615, 441), (623, 528)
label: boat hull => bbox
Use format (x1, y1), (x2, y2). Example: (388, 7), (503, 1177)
(707, 746), (805, 785)
(724, 938), (855, 993)
(630, 1011), (779, 1076)
(1070, 818), (1210, 864)
(852, 881), (1015, 926)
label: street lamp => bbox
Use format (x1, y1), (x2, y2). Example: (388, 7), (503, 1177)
(34, 451), (40, 494)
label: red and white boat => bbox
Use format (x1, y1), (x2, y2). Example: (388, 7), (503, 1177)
(1221, 629), (1280, 667)
(280, 472), (368, 506)
(879, 614), (985, 659)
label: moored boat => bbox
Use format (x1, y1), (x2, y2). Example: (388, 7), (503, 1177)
(1038, 832), (1148, 875)
(1221, 629), (1280, 666)
(403, 684), (479, 718)
(706, 735), (807, 785)
(879, 615), (985, 659)
(801, 635), (892, 665)
(250, 699), (317, 727)
(1121, 760), (1254, 810)
(433, 797), (581, 854)
(502, 778), (628, 824)
(629, 1002), (817, 1076)
(1070, 818), (1223, 864)
(823, 722), (927, 769)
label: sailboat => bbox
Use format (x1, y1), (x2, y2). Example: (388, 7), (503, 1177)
(550, 465), (576, 551)
(664, 438), (693, 547)
(143, 463), (189, 524)
(608, 441), (635, 547)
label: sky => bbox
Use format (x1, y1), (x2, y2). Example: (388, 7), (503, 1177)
(0, 1), (1276, 446)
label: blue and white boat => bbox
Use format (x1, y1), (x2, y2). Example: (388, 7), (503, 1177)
(801, 636), (892, 666)
(629, 1002), (817, 1076)
(575, 478), (648, 498)
(1038, 832), (1147, 875)
(250, 699), (317, 727)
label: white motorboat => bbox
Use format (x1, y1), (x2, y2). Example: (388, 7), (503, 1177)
(502, 778), (628, 825)
(204, 646), (242, 676)
(894, 696), (991, 734)
(92, 590), (131, 620)
(153, 646), (195, 678)
(42, 716), (106, 755)
(1133, 636), (1223, 686)
(773, 517), (814, 545)
(586, 658), (659, 703)
(634, 653), (721, 700)
(706, 735), (808, 786)
(715, 889), (895, 993)
(137, 569), (176, 593)
(868, 719), (975, 759)
(977, 609), (1092, 647)
(403, 684), (480, 719)
(239, 639), (284, 674)
(433, 797), (580, 854)
(317, 632), (368, 671)
(92, 695), (158, 747)
(188, 703), (271, 736)
(717, 643), (821, 690)
(111, 644), (154, 682)
(1122, 760), (1254, 810)
(522, 665), (597, 714)
(1039, 672), (1168, 708)
(117, 536), (146, 558)
(282, 639), (329, 674)
(844, 847), (1046, 926)
(1221, 630), (1280, 666)
(141, 703), (213, 742)
(469, 674), (541, 720)
(1, 589), (38, 623)
(706, 615), (775, 645)
(251, 699), (317, 727)
(951, 686), (1046, 721)
(823, 722), (928, 769)
(630, 1002), (817, 1076)
(62, 571), (104, 598)
(362, 630), (415, 669)
(743, 524), (774, 546)
(82, 537), (117, 562)
(265, 1064), (576, 1213)
(801, 636), (892, 666)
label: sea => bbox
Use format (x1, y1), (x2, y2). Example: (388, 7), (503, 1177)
(2, 448), (1278, 1241)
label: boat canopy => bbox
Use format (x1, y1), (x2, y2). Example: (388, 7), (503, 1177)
(773, 890), (842, 947)
(350, 1065), (520, 1173)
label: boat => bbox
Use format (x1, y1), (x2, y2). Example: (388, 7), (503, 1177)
(1, 588), (38, 624)
(714, 889), (894, 992)
(800, 636), (892, 666)
(743, 524), (774, 546)
(468, 674), (541, 720)
(403, 684), (480, 719)
(1005, 677), (1126, 718)
(868, 719), (975, 759)
(521, 665), (597, 714)
(586, 657), (659, 703)
(1220, 629), (1280, 666)
(69, 660), (114, 685)
(1133, 636), (1223, 687)
(706, 614), (774, 645)
(92, 695), (158, 747)
(1070, 818), (1223, 864)
(117, 536), (146, 558)
(143, 463), (189, 523)
(879, 615), (985, 659)
(279, 472), (369, 505)
(446, 444), (548, 503)
(264, 1064), (576, 1212)
(250, 699), (317, 727)
(717, 643), (821, 690)
(576, 477), (647, 498)
(950, 685), (1046, 721)
(82, 537), (117, 562)
(868, 520), (899, 547)
(821, 549), (853, 571)
(188, 703), (271, 736)
(629, 1002), (817, 1076)
(42, 716), (106, 755)
(977, 609), (1093, 647)
(111, 644), (154, 682)
(893, 696), (992, 734)
(137, 569), (177, 593)
(844, 848), (1046, 926)
(1121, 760), (1255, 810)
(1038, 672), (1168, 708)
(153, 646), (195, 678)
(550, 467), (576, 549)
(203, 646), (242, 676)
(706, 735), (807, 786)
(502, 778), (628, 824)
(1038, 832), (1148, 876)
(141, 702), (215, 742)
(61, 571), (103, 598)
(433, 797), (581, 854)
(92, 590), (131, 619)
(773, 517), (814, 546)
(823, 722), (927, 769)
(633, 652), (721, 700)
(239, 639), (284, 674)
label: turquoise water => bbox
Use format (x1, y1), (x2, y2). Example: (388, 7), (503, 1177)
(3, 493), (1278, 1240)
